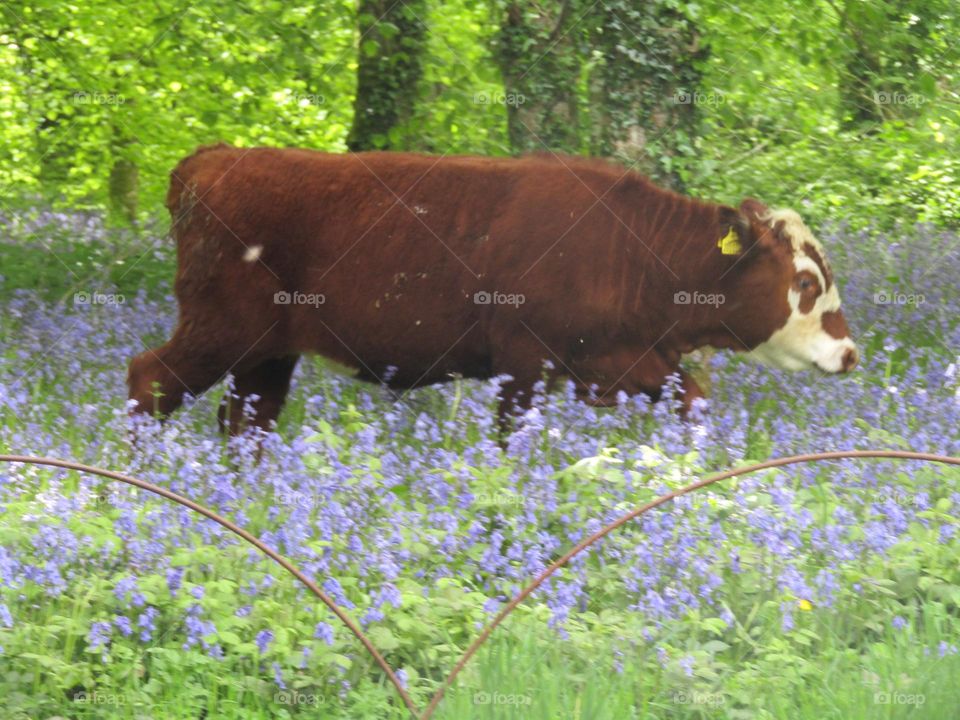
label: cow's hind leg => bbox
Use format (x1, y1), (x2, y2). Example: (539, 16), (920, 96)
(217, 355), (300, 435)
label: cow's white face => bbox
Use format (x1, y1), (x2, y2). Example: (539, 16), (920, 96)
(744, 207), (858, 374)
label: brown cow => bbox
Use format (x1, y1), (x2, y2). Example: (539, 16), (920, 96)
(127, 145), (858, 434)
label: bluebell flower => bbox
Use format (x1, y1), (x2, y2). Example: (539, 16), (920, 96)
(314, 622), (335, 645)
(255, 629), (274, 654)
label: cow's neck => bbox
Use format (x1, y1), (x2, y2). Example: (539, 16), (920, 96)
(631, 199), (751, 357)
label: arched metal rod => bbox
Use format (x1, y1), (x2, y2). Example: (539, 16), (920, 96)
(0, 455), (419, 719)
(421, 450), (960, 718)
(6, 451), (959, 720)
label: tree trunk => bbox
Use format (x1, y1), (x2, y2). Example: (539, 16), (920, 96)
(347, 0), (428, 152)
(586, 1), (707, 191)
(496, 1), (582, 154)
(493, 1), (706, 188)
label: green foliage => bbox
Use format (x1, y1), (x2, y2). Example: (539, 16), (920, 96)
(434, 614), (960, 719)
(1, 0), (357, 218)
(682, 0), (960, 228)
(1, 5), (959, 716)
(0, 0), (957, 230)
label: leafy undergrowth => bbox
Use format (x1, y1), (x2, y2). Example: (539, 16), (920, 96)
(0, 212), (958, 718)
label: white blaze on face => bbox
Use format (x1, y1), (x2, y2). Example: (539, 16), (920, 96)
(746, 209), (858, 373)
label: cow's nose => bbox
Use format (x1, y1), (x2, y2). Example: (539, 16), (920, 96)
(841, 346), (859, 372)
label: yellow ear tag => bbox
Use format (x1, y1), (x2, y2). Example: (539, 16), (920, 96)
(717, 227), (742, 255)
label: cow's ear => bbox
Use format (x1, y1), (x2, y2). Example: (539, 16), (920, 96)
(716, 205), (752, 257)
(741, 197), (793, 250)
(739, 197), (770, 222)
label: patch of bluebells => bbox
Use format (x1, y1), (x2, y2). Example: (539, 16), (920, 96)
(0, 216), (958, 687)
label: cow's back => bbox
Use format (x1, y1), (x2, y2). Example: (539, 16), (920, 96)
(166, 146), (655, 385)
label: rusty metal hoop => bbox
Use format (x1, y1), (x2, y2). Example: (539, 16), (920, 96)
(4, 450), (959, 720)
(420, 449), (960, 718)
(0, 455), (418, 716)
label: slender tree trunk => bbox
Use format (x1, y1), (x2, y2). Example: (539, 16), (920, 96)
(836, 1), (884, 129)
(347, 0), (428, 151)
(835, 0), (934, 129)
(108, 139), (138, 223)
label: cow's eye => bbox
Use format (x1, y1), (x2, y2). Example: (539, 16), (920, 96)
(799, 277), (814, 291)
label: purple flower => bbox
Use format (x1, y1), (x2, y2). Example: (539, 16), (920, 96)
(272, 661), (286, 689)
(114, 576), (145, 607)
(114, 615), (133, 636)
(314, 622), (335, 645)
(255, 629), (274, 654)
(1, 212), (959, 702)
(88, 621), (112, 659)
(720, 607), (735, 627)
(137, 607), (159, 642)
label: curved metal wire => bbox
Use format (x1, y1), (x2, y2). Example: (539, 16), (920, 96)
(0, 455), (419, 718)
(4, 451), (958, 720)
(420, 449), (960, 718)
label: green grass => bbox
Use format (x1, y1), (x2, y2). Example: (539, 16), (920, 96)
(434, 613), (959, 720)
(0, 216), (173, 303)
(6, 602), (955, 720)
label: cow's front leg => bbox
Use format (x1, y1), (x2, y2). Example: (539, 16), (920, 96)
(575, 351), (708, 418)
(574, 348), (673, 406)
